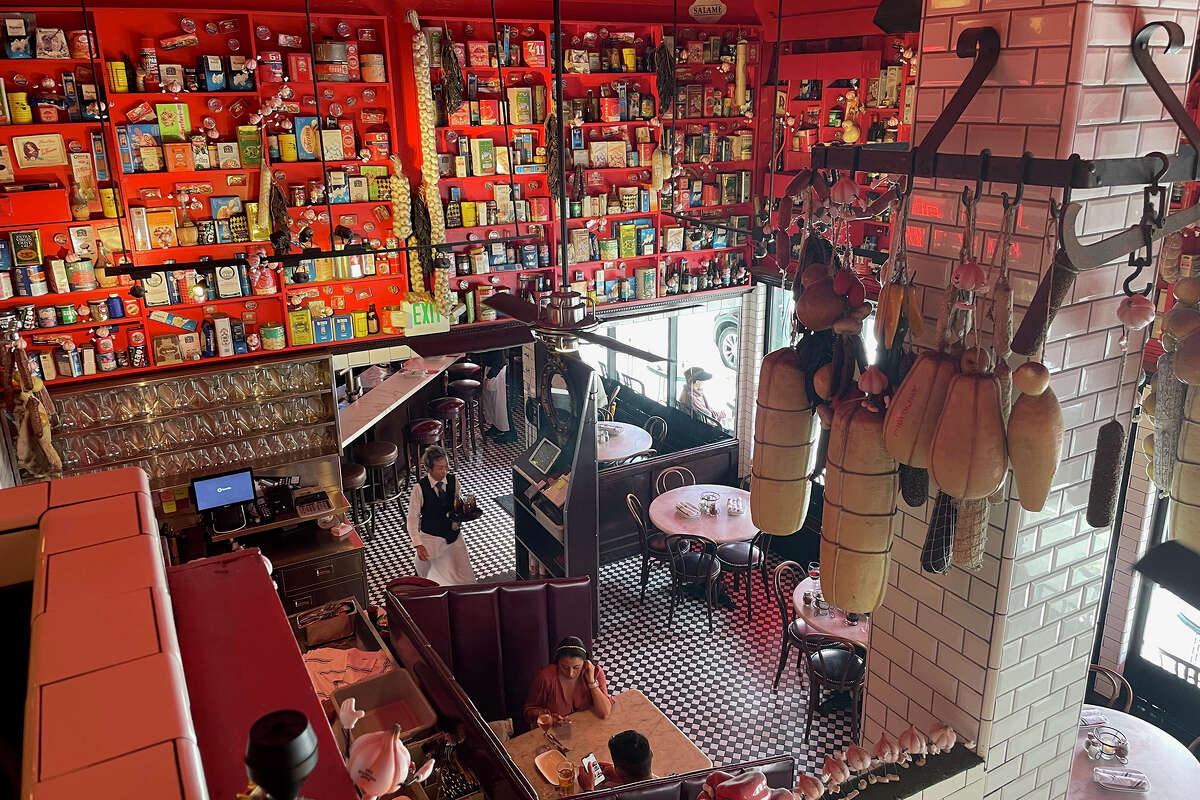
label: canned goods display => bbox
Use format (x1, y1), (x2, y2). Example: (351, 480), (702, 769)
(98, 350), (118, 372)
(106, 294), (126, 319)
(37, 307), (58, 328)
(66, 259), (98, 291)
(88, 298), (110, 322)
(95, 336), (115, 354)
(124, 299), (140, 317)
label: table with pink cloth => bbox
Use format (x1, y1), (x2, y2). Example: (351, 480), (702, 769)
(1068, 704), (1200, 798)
(648, 484), (756, 545)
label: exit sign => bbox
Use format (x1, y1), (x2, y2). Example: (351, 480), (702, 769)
(405, 301), (450, 337)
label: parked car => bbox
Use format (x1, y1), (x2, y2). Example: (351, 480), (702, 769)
(714, 310), (740, 369)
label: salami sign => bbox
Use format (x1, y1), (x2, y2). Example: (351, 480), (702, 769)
(688, 0), (728, 23)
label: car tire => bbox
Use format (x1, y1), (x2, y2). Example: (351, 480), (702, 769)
(717, 325), (738, 369)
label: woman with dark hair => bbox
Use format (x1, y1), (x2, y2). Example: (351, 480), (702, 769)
(405, 445), (476, 585)
(523, 636), (613, 726)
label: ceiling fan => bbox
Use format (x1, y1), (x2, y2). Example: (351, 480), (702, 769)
(482, 290), (667, 363)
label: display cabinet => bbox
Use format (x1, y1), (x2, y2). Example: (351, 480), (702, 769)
(39, 352), (341, 514)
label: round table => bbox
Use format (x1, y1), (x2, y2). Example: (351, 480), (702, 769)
(791, 576), (871, 647)
(596, 422), (653, 462)
(1069, 704), (1200, 798)
(648, 484), (756, 544)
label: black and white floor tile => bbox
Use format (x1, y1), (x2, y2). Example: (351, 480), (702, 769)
(361, 362), (854, 776)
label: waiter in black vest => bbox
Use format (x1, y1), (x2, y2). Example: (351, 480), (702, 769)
(405, 445), (477, 584)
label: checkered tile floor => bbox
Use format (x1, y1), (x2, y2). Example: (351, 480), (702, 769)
(361, 362), (855, 776)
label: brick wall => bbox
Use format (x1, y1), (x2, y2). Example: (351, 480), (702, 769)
(862, 3), (1198, 800)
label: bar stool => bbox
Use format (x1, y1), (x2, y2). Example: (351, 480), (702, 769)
(340, 460), (373, 538)
(427, 396), (468, 467)
(402, 417), (444, 487)
(444, 360), (481, 393)
(355, 441), (401, 542)
(448, 378), (483, 453)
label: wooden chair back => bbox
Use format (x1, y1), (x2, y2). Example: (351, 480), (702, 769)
(1089, 664), (1134, 713)
(655, 466), (695, 495)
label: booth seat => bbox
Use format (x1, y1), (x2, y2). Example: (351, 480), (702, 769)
(386, 576), (594, 729)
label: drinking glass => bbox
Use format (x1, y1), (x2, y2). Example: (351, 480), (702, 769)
(113, 387), (144, 421)
(207, 374), (230, 404)
(556, 764), (574, 795)
(537, 713), (553, 733)
(229, 370), (253, 402)
(95, 393), (116, 424)
(230, 407), (253, 436)
(808, 561), (820, 580)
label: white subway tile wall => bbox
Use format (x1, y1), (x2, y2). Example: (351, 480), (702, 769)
(861, 3), (1197, 800)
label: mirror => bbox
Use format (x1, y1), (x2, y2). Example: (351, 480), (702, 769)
(539, 353), (578, 443)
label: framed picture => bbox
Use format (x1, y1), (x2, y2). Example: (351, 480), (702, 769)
(13, 133), (67, 168)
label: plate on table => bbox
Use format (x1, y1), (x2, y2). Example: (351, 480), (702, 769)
(534, 748), (572, 784)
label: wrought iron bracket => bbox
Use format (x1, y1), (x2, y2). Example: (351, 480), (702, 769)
(914, 27), (1001, 178)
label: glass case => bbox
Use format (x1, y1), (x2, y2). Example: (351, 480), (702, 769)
(38, 354), (339, 498)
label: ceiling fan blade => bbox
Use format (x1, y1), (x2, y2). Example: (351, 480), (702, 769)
(575, 329), (668, 362)
(481, 291), (540, 324)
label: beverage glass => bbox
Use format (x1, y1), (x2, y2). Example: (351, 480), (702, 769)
(556, 764), (574, 794)
(808, 561), (820, 580)
(537, 713), (553, 733)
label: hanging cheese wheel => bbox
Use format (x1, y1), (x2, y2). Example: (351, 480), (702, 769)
(928, 350), (1008, 500)
(821, 401), (898, 613)
(883, 350), (958, 468)
(751, 347), (814, 535)
(1169, 385), (1200, 553)
(1007, 362), (1063, 512)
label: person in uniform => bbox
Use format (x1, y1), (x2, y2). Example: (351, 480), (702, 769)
(405, 445), (476, 585)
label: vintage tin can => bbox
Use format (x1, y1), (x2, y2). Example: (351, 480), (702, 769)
(99, 187), (120, 218)
(124, 298), (140, 317)
(66, 258), (98, 291)
(115, 349), (130, 368)
(314, 40), (348, 62)
(106, 293), (125, 318)
(36, 306), (58, 328)
(128, 330), (147, 367)
(279, 133), (299, 162)
(13, 267), (48, 297)
(56, 304), (77, 325)
(14, 304), (36, 330)
(88, 298), (110, 322)
(95, 336), (115, 354)
(361, 53), (386, 83)
(260, 323), (286, 350)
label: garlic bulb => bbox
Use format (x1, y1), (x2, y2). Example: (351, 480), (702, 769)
(822, 753), (850, 785)
(929, 723), (957, 754)
(389, 154), (412, 241)
(796, 774), (825, 800)
(347, 724), (411, 800)
(407, 12), (446, 250)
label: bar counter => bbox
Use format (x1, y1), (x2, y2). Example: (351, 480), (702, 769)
(338, 353), (464, 448)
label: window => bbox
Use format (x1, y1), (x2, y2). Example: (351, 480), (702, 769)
(767, 285), (795, 353)
(610, 317), (671, 407)
(674, 302), (739, 431)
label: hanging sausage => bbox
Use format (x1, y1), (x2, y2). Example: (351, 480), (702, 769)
(928, 347), (1008, 500)
(821, 399), (898, 613)
(1006, 362), (1063, 512)
(751, 347), (814, 535)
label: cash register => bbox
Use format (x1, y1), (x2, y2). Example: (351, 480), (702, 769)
(193, 468), (255, 534)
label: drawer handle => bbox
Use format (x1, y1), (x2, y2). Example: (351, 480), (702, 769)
(294, 596), (313, 609)
(315, 566), (335, 577)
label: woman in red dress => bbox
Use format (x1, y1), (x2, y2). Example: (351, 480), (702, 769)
(523, 636), (613, 727)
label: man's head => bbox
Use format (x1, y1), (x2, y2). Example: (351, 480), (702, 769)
(608, 730), (652, 782)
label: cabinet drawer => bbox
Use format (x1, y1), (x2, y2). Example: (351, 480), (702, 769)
(281, 575), (367, 615)
(276, 550), (362, 593)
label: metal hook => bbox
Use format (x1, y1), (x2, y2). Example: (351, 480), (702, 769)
(1124, 223), (1154, 297)
(1003, 151), (1033, 210)
(1149, 151), (1170, 185)
(850, 146), (861, 178)
(962, 149), (990, 208)
(901, 147), (920, 198)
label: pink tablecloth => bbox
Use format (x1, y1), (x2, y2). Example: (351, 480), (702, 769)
(792, 576), (870, 647)
(648, 484), (756, 545)
(1069, 704), (1200, 799)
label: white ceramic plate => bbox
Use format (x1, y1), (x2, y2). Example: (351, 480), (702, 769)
(534, 749), (571, 784)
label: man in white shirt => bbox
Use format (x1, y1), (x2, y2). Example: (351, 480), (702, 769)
(405, 445), (476, 585)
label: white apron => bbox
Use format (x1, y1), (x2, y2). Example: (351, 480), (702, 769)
(481, 363), (510, 432)
(413, 531), (477, 585)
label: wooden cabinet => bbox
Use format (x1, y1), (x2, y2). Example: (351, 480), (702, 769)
(261, 527), (367, 614)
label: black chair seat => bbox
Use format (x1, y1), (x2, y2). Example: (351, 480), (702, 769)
(676, 552), (721, 580)
(716, 541), (764, 568)
(807, 648), (865, 684)
(786, 619), (811, 644)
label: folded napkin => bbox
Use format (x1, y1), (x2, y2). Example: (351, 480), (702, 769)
(1093, 768), (1149, 791)
(1080, 709), (1108, 726)
(675, 501), (701, 518)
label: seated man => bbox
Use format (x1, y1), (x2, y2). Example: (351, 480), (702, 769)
(577, 729), (656, 790)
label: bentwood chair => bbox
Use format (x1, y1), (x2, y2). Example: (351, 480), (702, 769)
(717, 530), (771, 620)
(654, 466), (695, 495)
(1188, 735), (1199, 754)
(803, 635), (866, 742)
(1088, 664), (1134, 712)
(643, 415), (668, 448)
(626, 493), (679, 603)
(665, 534), (722, 634)
(772, 560), (815, 690)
